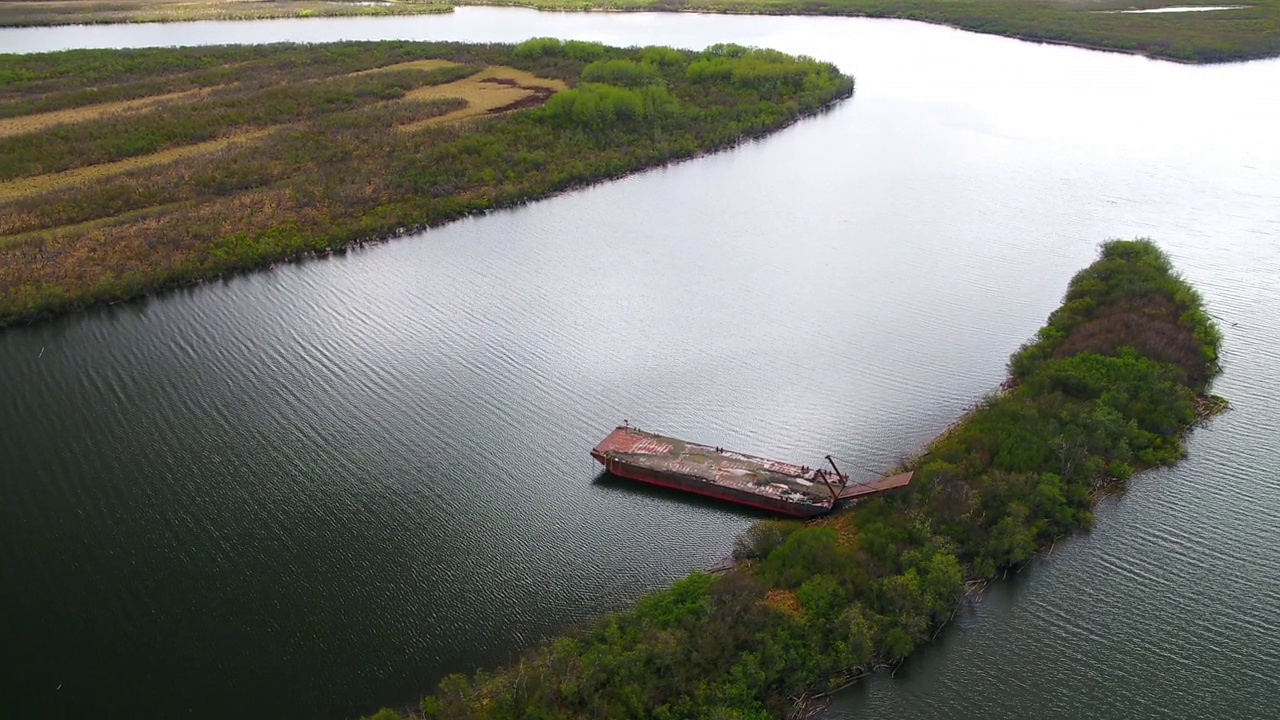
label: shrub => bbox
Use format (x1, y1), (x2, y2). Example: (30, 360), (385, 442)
(581, 59), (663, 87)
(514, 37), (563, 58)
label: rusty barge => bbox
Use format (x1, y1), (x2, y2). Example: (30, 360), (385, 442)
(591, 425), (914, 517)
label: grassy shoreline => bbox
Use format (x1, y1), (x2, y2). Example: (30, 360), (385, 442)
(387, 239), (1222, 720)
(454, 0), (1280, 64)
(0, 0), (452, 27)
(4, 1), (1279, 63)
(0, 40), (853, 328)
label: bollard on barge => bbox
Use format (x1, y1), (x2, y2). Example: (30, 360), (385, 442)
(591, 425), (913, 517)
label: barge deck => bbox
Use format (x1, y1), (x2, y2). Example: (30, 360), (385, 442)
(590, 425), (912, 517)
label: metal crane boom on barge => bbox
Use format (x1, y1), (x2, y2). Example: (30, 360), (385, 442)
(590, 425), (914, 517)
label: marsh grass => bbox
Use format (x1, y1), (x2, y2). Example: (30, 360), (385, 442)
(455, 0), (1280, 62)
(348, 58), (464, 76)
(4, 0), (1276, 62)
(398, 66), (569, 129)
(0, 128), (274, 200)
(0, 89), (208, 139)
(0, 0), (451, 27)
(0, 64), (484, 179)
(0, 40), (854, 326)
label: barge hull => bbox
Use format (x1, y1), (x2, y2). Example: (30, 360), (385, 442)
(596, 454), (830, 517)
(590, 426), (839, 517)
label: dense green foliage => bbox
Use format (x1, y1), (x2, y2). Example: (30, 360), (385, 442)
(459, 0), (1280, 64)
(1010, 239), (1222, 388)
(397, 240), (1220, 720)
(0, 40), (852, 327)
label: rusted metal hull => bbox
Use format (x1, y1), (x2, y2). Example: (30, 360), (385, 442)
(591, 426), (839, 517)
(595, 453), (831, 517)
(591, 426), (914, 517)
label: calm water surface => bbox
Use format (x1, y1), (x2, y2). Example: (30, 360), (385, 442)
(1, 9), (1278, 719)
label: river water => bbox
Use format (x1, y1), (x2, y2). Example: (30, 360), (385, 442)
(1, 8), (1277, 719)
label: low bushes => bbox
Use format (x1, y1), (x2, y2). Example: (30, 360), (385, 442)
(403, 240), (1221, 720)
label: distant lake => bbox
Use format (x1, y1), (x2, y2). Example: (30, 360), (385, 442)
(2, 8), (1277, 718)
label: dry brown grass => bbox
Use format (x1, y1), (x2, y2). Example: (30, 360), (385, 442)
(0, 57), (455, 141)
(0, 42), (857, 329)
(1053, 295), (1212, 385)
(0, 128), (273, 200)
(0, 201), (183, 251)
(347, 58), (462, 76)
(0, 59), (567, 307)
(0, 182), (296, 305)
(762, 588), (801, 616)
(0, 63), (563, 200)
(398, 65), (567, 130)
(0, 89), (207, 140)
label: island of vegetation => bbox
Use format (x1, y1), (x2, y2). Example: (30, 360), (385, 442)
(0, 40), (853, 327)
(3, 0), (1278, 64)
(353, 239), (1221, 720)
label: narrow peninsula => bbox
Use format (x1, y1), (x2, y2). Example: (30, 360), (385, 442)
(0, 40), (853, 327)
(376, 239), (1222, 720)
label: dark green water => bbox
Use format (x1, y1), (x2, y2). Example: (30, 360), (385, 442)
(2, 9), (1278, 719)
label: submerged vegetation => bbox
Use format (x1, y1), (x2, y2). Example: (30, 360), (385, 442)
(0, 40), (852, 327)
(371, 240), (1220, 720)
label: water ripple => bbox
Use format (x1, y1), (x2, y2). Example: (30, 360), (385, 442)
(2, 9), (1279, 720)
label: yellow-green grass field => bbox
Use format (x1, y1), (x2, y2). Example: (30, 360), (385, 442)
(0, 40), (854, 326)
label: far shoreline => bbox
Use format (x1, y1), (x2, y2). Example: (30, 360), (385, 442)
(3, 1), (1277, 64)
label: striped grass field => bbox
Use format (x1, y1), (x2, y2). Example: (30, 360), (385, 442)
(0, 129), (272, 200)
(0, 43), (572, 324)
(0, 40), (854, 327)
(0, 89), (206, 139)
(0, 62), (562, 198)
